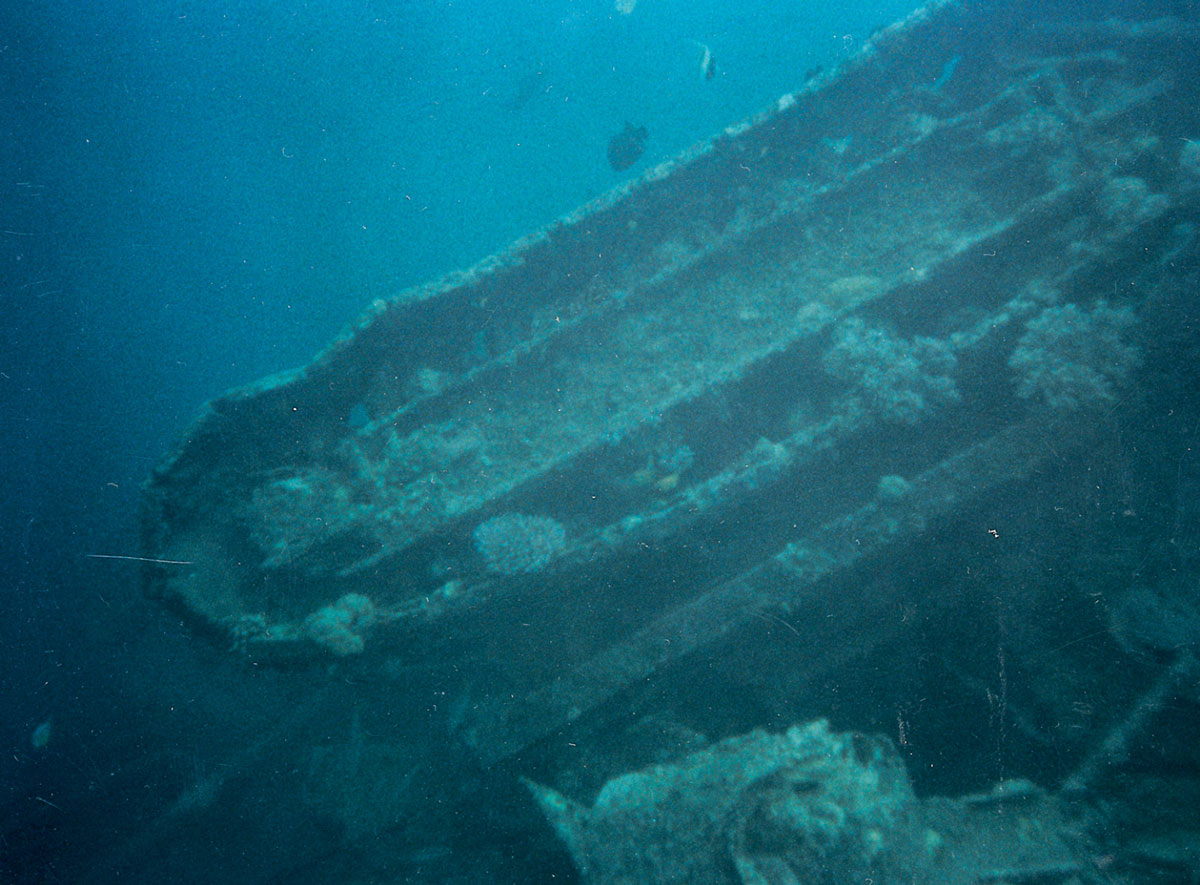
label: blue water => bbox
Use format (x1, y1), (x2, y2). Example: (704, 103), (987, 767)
(13, 0), (1178, 881)
(1, 0), (913, 554)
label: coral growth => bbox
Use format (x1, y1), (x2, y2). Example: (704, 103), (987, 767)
(473, 513), (567, 576)
(303, 593), (377, 656)
(823, 319), (959, 424)
(1098, 176), (1168, 227)
(1008, 300), (1140, 410)
(244, 469), (355, 570)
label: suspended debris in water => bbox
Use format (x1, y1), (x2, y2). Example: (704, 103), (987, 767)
(606, 122), (648, 171)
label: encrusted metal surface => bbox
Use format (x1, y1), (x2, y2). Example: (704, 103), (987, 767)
(142, 0), (1200, 773)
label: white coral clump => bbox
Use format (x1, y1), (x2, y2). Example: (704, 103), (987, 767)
(823, 319), (959, 424)
(303, 593), (376, 656)
(1008, 300), (1140, 411)
(473, 513), (567, 576)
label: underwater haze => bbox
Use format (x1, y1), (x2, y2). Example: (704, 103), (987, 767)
(5, 0), (1200, 882)
(1, 2), (917, 877)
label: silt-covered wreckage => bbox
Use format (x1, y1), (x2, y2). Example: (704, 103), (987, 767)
(138, 0), (1200, 880)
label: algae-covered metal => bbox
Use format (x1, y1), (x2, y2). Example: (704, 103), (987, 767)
(142, 0), (1200, 779)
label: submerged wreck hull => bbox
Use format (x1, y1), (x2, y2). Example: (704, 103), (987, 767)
(140, 1), (1200, 876)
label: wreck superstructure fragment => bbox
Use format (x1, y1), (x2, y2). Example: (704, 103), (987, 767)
(141, 0), (1200, 770)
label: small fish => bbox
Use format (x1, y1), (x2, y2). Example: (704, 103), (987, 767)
(607, 122), (648, 171)
(31, 718), (53, 750)
(692, 41), (717, 81)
